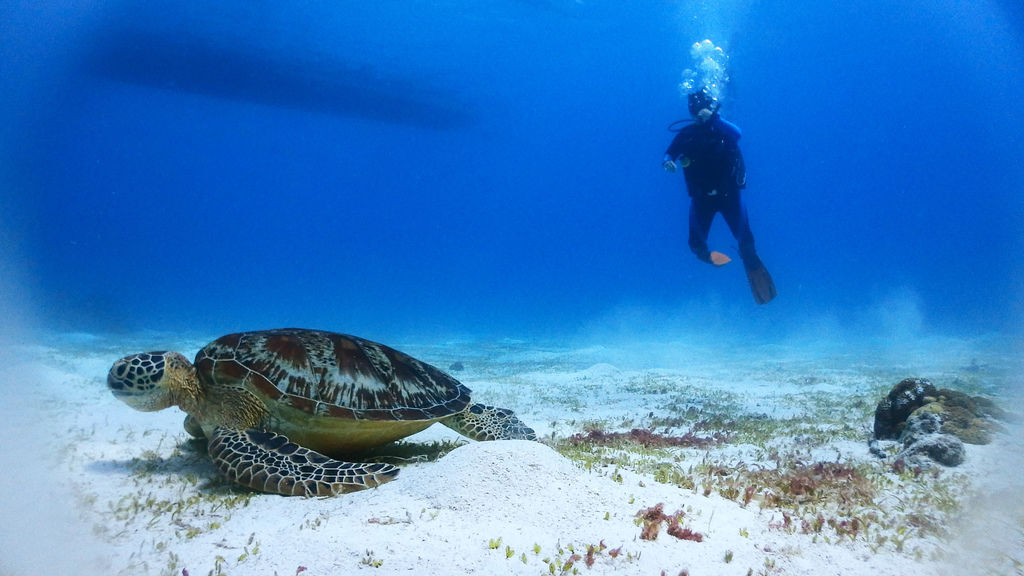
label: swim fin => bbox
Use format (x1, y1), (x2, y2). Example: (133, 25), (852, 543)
(710, 251), (731, 267)
(745, 263), (777, 305)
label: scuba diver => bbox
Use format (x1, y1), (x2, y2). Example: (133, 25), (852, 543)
(662, 87), (777, 305)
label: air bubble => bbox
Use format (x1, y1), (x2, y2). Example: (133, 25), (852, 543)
(678, 39), (730, 103)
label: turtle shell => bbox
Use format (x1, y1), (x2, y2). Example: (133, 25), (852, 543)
(194, 329), (471, 421)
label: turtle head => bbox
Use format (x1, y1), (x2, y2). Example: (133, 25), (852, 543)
(107, 351), (197, 412)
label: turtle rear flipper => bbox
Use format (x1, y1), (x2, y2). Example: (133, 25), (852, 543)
(208, 427), (398, 496)
(443, 403), (537, 441)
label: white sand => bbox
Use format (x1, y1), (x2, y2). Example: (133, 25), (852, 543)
(1, 332), (1021, 576)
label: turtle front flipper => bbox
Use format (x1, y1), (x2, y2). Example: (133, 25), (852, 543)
(207, 427), (399, 496)
(183, 415), (204, 439)
(443, 403), (537, 441)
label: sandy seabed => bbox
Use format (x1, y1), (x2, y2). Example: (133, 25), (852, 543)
(0, 331), (1021, 576)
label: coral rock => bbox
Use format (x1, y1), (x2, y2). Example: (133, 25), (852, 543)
(873, 378), (937, 440)
(898, 433), (965, 467)
(871, 378), (1006, 468)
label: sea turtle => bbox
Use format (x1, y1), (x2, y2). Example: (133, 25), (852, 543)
(107, 328), (536, 496)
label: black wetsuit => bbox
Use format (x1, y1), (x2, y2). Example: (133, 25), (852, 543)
(664, 115), (761, 270)
(664, 114), (776, 304)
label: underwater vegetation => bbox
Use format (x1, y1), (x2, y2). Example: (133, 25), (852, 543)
(566, 428), (728, 450)
(550, 372), (1007, 559)
(635, 503), (705, 542)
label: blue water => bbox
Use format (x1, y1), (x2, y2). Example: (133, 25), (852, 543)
(3, 1), (1023, 343)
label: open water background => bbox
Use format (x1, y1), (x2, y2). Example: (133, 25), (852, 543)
(2, 1), (1022, 346)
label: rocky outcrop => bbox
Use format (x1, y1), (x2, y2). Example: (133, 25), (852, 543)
(899, 431), (965, 467)
(923, 388), (1004, 444)
(870, 378), (1003, 468)
(873, 378), (936, 440)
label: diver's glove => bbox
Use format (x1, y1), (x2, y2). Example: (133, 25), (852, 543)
(662, 160), (676, 173)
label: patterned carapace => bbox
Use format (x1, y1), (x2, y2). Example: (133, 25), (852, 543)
(194, 329), (470, 421)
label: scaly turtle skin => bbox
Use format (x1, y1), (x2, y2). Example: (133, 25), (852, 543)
(107, 328), (536, 496)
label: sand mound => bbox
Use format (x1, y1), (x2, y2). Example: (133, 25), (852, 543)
(405, 440), (610, 514)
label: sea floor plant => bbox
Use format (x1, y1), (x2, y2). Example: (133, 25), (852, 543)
(487, 537), (632, 574)
(551, 378), (978, 558)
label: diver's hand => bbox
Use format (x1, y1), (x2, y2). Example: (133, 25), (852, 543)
(662, 160), (676, 173)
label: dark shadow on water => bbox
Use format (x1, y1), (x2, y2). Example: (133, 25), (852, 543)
(81, 28), (474, 130)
